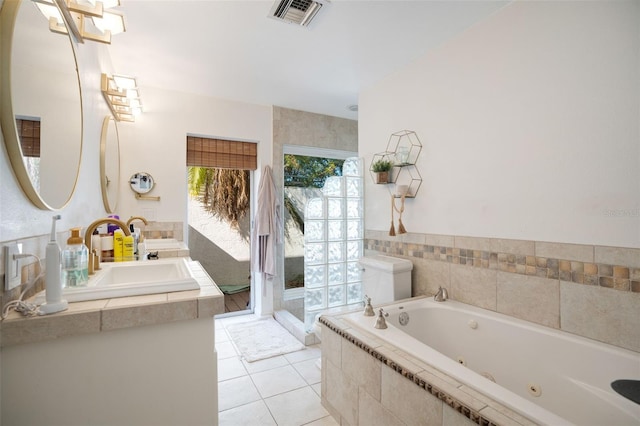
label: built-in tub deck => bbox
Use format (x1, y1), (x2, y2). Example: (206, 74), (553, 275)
(320, 296), (640, 426)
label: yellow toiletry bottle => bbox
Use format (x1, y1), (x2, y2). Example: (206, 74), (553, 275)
(113, 230), (124, 262)
(123, 235), (135, 261)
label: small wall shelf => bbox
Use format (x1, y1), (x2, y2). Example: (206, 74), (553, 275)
(369, 130), (423, 198)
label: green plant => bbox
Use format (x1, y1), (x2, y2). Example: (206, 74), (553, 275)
(372, 159), (393, 172)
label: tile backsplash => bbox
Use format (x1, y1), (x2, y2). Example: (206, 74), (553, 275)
(365, 230), (640, 352)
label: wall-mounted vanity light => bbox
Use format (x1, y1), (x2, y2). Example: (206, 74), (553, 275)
(101, 73), (143, 122)
(32, 0), (125, 44)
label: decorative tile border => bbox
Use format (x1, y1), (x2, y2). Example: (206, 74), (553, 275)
(320, 315), (508, 426)
(366, 239), (640, 293)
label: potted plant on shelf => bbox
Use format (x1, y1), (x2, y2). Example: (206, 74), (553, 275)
(372, 159), (393, 184)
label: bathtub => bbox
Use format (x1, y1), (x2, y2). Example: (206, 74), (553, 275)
(338, 297), (640, 425)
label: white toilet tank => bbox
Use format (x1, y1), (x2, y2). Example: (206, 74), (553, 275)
(359, 255), (413, 304)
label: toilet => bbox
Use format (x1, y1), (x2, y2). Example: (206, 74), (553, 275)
(312, 254), (413, 342)
(359, 254), (413, 305)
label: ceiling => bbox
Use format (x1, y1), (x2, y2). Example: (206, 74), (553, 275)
(107, 0), (509, 120)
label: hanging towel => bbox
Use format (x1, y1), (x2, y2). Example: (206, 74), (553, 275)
(251, 165), (282, 281)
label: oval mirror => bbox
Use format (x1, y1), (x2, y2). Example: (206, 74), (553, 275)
(0, 0), (83, 210)
(130, 172), (155, 194)
(100, 116), (120, 213)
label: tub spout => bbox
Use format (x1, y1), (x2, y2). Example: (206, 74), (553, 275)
(374, 308), (389, 329)
(434, 286), (449, 302)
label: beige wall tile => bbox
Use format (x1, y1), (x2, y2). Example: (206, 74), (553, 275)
(413, 258), (450, 297)
(341, 339), (382, 401)
(560, 281), (640, 352)
(480, 406), (525, 426)
(443, 404), (477, 426)
(535, 241), (594, 262)
(450, 264), (497, 311)
(397, 232), (427, 244)
(365, 229), (389, 240)
(101, 300), (197, 331)
(497, 273), (560, 328)
(325, 359), (359, 425)
(453, 236), (533, 254)
(321, 324), (342, 367)
(492, 239), (535, 256)
(1, 311), (101, 347)
(381, 364), (443, 426)
(358, 387), (404, 426)
(454, 236), (493, 252)
(595, 246), (640, 269)
(425, 233), (455, 247)
(198, 295), (225, 317)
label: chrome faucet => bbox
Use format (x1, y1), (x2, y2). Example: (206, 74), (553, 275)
(84, 218), (131, 275)
(434, 286), (449, 302)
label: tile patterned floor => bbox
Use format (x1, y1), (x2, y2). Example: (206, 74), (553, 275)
(216, 315), (338, 426)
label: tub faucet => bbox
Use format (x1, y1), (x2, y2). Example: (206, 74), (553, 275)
(84, 218), (131, 275)
(363, 295), (375, 316)
(434, 286), (449, 302)
(375, 308), (389, 329)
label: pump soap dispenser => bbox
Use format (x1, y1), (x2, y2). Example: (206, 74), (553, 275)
(39, 215), (68, 315)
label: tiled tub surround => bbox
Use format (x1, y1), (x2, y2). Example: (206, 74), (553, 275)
(321, 298), (640, 426)
(366, 231), (640, 353)
(320, 312), (536, 426)
(1, 260), (224, 425)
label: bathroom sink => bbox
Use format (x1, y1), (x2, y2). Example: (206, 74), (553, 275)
(34, 258), (199, 303)
(143, 238), (185, 250)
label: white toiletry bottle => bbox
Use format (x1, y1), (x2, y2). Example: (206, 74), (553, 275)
(39, 215), (68, 315)
(62, 227), (89, 287)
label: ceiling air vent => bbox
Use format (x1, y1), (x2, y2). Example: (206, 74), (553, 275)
(269, 0), (324, 27)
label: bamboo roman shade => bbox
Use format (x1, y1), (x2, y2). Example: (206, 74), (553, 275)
(16, 118), (41, 158)
(186, 136), (257, 170)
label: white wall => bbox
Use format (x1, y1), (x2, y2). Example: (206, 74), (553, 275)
(115, 86), (272, 233)
(360, 0), (640, 249)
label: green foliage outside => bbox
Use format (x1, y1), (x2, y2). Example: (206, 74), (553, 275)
(188, 167), (250, 229)
(284, 154), (344, 188)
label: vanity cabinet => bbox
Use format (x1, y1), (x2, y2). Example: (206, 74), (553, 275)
(1, 260), (224, 426)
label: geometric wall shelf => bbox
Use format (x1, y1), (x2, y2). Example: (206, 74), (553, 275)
(369, 130), (423, 198)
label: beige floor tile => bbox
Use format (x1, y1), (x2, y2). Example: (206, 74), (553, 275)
(292, 358), (322, 385)
(251, 365), (308, 398)
(264, 386), (329, 426)
(304, 415), (339, 426)
(216, 327), (230, 343)
(311, 382), (322, 397)
(218, 356), (248, 382)
(218, 400), (277, 426)
(218, 376), (262, 412)
(284, 345), (321, 363)
(217, 341), (239, 360)
(242, 355), (289, 374)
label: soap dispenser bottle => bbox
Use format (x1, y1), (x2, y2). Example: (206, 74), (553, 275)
(62, 227), (89, 287)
